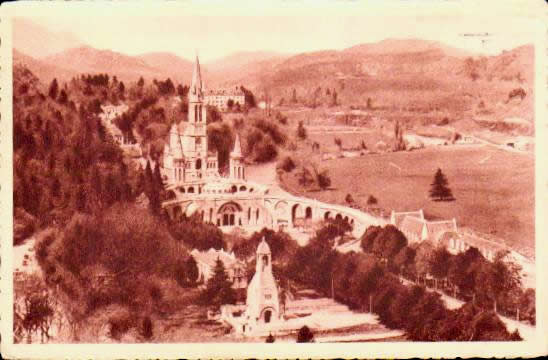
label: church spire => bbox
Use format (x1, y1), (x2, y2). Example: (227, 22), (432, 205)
(190, 55), (203, 98)
(231, 133), (242, 158)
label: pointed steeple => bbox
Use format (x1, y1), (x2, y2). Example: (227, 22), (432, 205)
(231, 133), (242, 158)
(190, 55), (203, 98)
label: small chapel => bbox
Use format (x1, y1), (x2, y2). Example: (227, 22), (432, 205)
(245, 238), (281, 325)
(162, 55), (245, 185)
(220, 238), (282, 335)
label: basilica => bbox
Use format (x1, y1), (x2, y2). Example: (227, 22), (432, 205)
(162, 56), (244, 185)
(160, 56), (375, 239)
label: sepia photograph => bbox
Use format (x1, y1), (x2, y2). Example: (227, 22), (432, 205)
(0, 1), (546, 358)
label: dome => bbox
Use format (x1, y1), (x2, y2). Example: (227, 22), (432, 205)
(256, 238), (271, 254)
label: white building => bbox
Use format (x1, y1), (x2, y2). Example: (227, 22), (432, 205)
(162, 56), (221, 184)
(220, 238), (281, 335)
(204, 87), (245, 111)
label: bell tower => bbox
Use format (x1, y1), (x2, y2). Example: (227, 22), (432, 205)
(230, 134), (245, 180)
(182, 55), (208, 181)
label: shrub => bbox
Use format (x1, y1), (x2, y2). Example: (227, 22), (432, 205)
(366, 195), (378, 206)
(279, 156), (296, 172)
(296, 325), (314, 342)
(254, 136), (278, 163)
(108, 313), (133, 341)
(140, 316), (154, 340)
(297, 121), (307, 140)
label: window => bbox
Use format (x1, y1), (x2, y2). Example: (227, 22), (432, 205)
(264, 294), (272, 300)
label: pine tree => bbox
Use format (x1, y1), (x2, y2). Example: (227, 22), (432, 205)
(185, 256), (199, 285)
(58, 89), (68, 104)
(429, 168), (454, 201)
(297, 121), (307, 140)
(330, 89), (338, 107)
(153, 162), (164, 193)
(48, 78), (59, 100)
(201, 258), (236, 309)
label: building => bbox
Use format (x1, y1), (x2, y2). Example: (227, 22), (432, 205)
(204, 87), (245, 111)
(220, 238), (282, 335)
(229, 134), (245, 180)
(245, 238), (280, 325)
(160, 55), (386, 240)
(390, 210), (424, 228)
(190, 248), (247, 289)
(162, 56), (221, 184)
(391, 209), (457, 245)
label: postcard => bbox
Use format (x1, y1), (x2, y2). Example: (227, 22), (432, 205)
(1, 0), (546, 358)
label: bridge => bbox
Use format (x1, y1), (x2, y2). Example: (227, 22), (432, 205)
(162, 179), (387, 239)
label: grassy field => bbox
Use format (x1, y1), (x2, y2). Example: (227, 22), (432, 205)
(282, 143), (534, 250)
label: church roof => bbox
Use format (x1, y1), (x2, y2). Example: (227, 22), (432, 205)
(399, 216), (425, 239)
(391, 209), (424, 227)
(424, 219), (458, 241)
(191, 248), (241, 269)
(257, 238), (271, 254)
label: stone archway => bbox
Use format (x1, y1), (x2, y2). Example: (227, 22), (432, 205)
(166, 190), (177, 200)
(218, 201), (243, 226)
(335, 213), (342, 221)
(305, 206), (313, 219)
(260, 307), (276, 324)
(324, 211), (331, 220)
(264, 310), (272, 323)
(291, 204), (301, 226)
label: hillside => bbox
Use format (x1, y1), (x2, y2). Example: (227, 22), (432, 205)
(205, 51), (290, 88)
(12, 49), (74, 85)
(42, 46), (164, 83)
(230, 40), (535, 131)
(12, 36), (534, 131)
(136, 52), (195, 83)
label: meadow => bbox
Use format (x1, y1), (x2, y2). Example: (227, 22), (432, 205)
(282, 143), (534, 252)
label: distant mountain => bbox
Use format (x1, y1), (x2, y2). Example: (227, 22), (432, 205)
(12, 36), (534, 125)
(219, 39), (534, 123)
(12, 49), (75, 85)
(136, 52), (195, 83)
(205, 51), (290, 88)
(207, 51), (289, 72)
(345, 38), (473, 58)
(13, 18), (83, 59)
(41, 46), (164, 83)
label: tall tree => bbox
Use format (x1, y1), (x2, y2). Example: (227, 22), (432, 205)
(201, 258), (236, 309)
(48, 78), (59, 100)
(429, 168), (454, 201)
(297, 121), (307, 140)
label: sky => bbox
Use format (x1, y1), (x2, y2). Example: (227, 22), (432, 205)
(22, 14), (535, 62)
